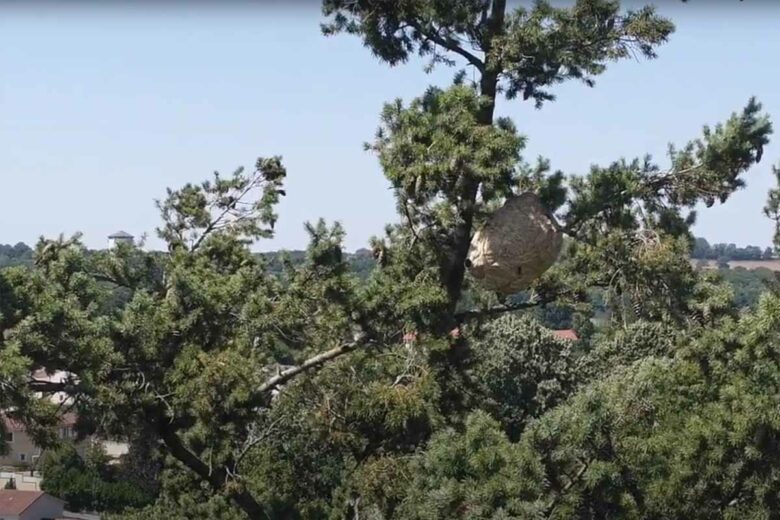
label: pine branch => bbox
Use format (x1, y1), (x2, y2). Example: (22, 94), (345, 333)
(26, 380), (68, 393)
(544, 459), (591, 518)
(455, 298), (546, 321)
(190, 175), (262, 252)
(256, 338), (369, 394)
(408, 20), (485, 72)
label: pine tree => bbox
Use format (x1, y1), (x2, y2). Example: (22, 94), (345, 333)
(0, 2), (775, 519)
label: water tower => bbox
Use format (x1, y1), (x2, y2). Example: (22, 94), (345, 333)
(107, 230), (134, 250)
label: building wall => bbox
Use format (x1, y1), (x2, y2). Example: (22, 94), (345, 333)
(0, 472), (41, 492)
(107, 237), (133, 250)
(3, 369), (128, 473)
(19, 494), (64, 520)
(0, 428), (84, 470)
(101, 440), (129, 460)
(0, 429), (43, 469)
(1, 432), (128, 473)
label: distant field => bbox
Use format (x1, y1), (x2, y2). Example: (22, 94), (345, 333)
(692, 259), (780, 272)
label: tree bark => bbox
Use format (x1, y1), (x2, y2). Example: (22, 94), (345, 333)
(443, 0), (506, 314)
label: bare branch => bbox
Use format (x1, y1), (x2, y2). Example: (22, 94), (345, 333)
(455, 299), (546, 321)
(234, 416), (284, 468)
(256, 339), (368, 394)
(91, 273), (131, 289)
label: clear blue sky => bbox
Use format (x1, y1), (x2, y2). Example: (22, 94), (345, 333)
(2, 1), (779, 252)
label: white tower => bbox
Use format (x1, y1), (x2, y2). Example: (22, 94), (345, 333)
(108, 231), (134, 250)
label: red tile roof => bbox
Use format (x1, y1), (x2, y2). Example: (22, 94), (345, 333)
(552, 329), (578, 341)
(0, 490), (46, 515)
(2, 412), (77, 432)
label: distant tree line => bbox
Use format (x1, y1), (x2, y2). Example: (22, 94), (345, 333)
(0, 242), (33, 268)
(691, 237), (774, 261)
(0, 242), (377, 278)
(1, 237), (772, 271)
(259, 248), (375, 280)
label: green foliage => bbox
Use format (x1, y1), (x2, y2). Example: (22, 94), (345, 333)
(719, 267), (776, 310)
(583, 320), (678, 378)
(382, 294), (780, 519)
(367, 83), (526, 312)
(664, 97), (771, 207)
(553, 95), (772, 325)
(370, 84), (523, 225)
(764, 162), (780, 251)
(532, 302), (575, 330)
(106, 464), (244, 520)
(516, 294), (780, 519)
(2, 2), (777, 519)
(323, 0), (673, 107)
(243, 345), (444, 519)
(498, 1), (674, 107)
(156, 157), (286, 251)
(0, 242), (32, 268)
(691, 237), (770, 260)
(396, 411), (536, 519)
(41, 445), (154, 513)
(563, 98), (771, 236)
(468, 315), (581, 440)
(0, 160), (309, 517)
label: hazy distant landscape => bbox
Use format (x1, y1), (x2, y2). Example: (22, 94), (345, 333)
(6, 239), (779, 272)
(694, 258), (780, 271)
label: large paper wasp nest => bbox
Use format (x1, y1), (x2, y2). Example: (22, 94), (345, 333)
(467, 192), (563, 296)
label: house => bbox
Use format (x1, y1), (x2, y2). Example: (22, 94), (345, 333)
(2, 371), (128, 469)
(0, 490), (64, 520)
(0, 415), (80, 470)
(30, 370), (70, 407)
(106, 231), (134, 250)
(1, 412), (129, 472)
(2, 370), (130, 468)
(0, 370), (82, 469)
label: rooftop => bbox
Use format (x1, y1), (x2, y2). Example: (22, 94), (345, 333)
(552, 329), (579, 341)
(108, 230), (133, 239)
(0, 490), (62, 515)
(3, 412), (77, 432)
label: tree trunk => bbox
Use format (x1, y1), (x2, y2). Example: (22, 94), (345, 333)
(156, 416), (269, 519)
(443, 0), (506, 315)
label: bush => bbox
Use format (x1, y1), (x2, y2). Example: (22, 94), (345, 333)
(41, 445), (154, 513)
